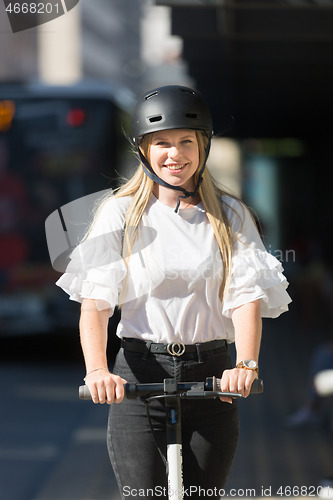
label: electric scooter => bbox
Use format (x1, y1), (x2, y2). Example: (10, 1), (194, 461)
(79, 377), (263, 500)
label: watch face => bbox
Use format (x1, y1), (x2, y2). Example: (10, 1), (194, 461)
(245, 359), (257, 369)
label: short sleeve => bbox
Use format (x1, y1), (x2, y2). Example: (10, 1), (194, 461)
(222, 197), (292, 319)
(55, 195), (129, 314)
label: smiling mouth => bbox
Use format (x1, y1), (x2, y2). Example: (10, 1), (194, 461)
(165, 163), (187, 172)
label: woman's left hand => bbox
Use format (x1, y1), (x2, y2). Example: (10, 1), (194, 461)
(219, 368), (258, 403)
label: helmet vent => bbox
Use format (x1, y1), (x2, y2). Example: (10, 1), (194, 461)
(185, 113), (197, 119)
(181, 89), (195, 96)
(145, 91), (159, 100)
(149, 115), (162, 123)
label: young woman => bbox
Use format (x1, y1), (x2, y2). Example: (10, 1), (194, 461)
(57, 85), (291, 498)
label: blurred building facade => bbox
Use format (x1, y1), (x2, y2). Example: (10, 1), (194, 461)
(0, 0), (190, 96)
(80, 0), (143, 92)
(0, 3), (38, 81)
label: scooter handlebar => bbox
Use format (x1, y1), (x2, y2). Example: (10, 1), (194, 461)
(79, 377), (263, 400)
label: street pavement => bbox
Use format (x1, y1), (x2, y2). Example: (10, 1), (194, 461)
(0, 310), (332, 500)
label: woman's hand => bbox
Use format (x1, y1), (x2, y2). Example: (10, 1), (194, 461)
(219, 367), (258, 403)
(85, 369), (127, 405)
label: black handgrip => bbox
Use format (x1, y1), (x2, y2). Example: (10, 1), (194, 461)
(79, 385), (93, 400)
(79, 378), (263, 400)
(249, 378), (264, 394)
(207, 376), (263, 394)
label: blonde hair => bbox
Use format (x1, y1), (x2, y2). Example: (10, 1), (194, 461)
(98, 130), (240, 303)
(194, 132), (237, 301)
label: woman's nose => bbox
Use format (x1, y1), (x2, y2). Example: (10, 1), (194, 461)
(168, 145), (181, 159)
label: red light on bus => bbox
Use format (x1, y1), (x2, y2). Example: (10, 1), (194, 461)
(0, 100), (16, 132)
(66, 108), (86, 127)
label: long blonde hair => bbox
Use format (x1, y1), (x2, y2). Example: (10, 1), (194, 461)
(107, 131), (240, 302)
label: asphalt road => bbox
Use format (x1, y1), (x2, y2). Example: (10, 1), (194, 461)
(0, 333), (121, 500)
(1, 312), (332, 500)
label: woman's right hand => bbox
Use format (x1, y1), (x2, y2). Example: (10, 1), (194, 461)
(84, 369), (127, 404)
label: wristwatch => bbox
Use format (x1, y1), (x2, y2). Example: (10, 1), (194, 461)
(236, 359), (259, 373)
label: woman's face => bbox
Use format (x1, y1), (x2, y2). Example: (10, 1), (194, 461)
(149, 129), (200, 192)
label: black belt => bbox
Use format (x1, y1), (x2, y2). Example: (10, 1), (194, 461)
(121, 338), (227, 357)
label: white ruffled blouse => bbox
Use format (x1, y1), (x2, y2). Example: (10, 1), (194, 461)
(56, 193), (291, 343)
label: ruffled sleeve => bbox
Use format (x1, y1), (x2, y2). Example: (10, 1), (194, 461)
(55, 195), (129, 314)
(222, 197), (292, 319)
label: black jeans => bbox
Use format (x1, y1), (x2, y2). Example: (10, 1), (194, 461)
(107, 342), (239, 499)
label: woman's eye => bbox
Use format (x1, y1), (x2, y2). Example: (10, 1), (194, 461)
(153, 139), (193, 146)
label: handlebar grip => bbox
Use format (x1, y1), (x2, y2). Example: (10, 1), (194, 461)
(250, 378), (263, 394)
(78, 383), (139, 400)
(124, 383), (139, 399)
(79, 385), (92, 400)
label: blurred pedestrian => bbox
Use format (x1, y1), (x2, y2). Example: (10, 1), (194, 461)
(285, 340), (333, 429)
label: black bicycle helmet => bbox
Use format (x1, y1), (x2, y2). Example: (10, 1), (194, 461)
(131, 85), (213, 212)
(132, 85), (213, 144)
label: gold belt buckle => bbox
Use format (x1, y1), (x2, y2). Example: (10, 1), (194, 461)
(167, 342), (186, 356)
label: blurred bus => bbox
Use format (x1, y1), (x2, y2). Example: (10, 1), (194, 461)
(0, 81), (134, 337)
